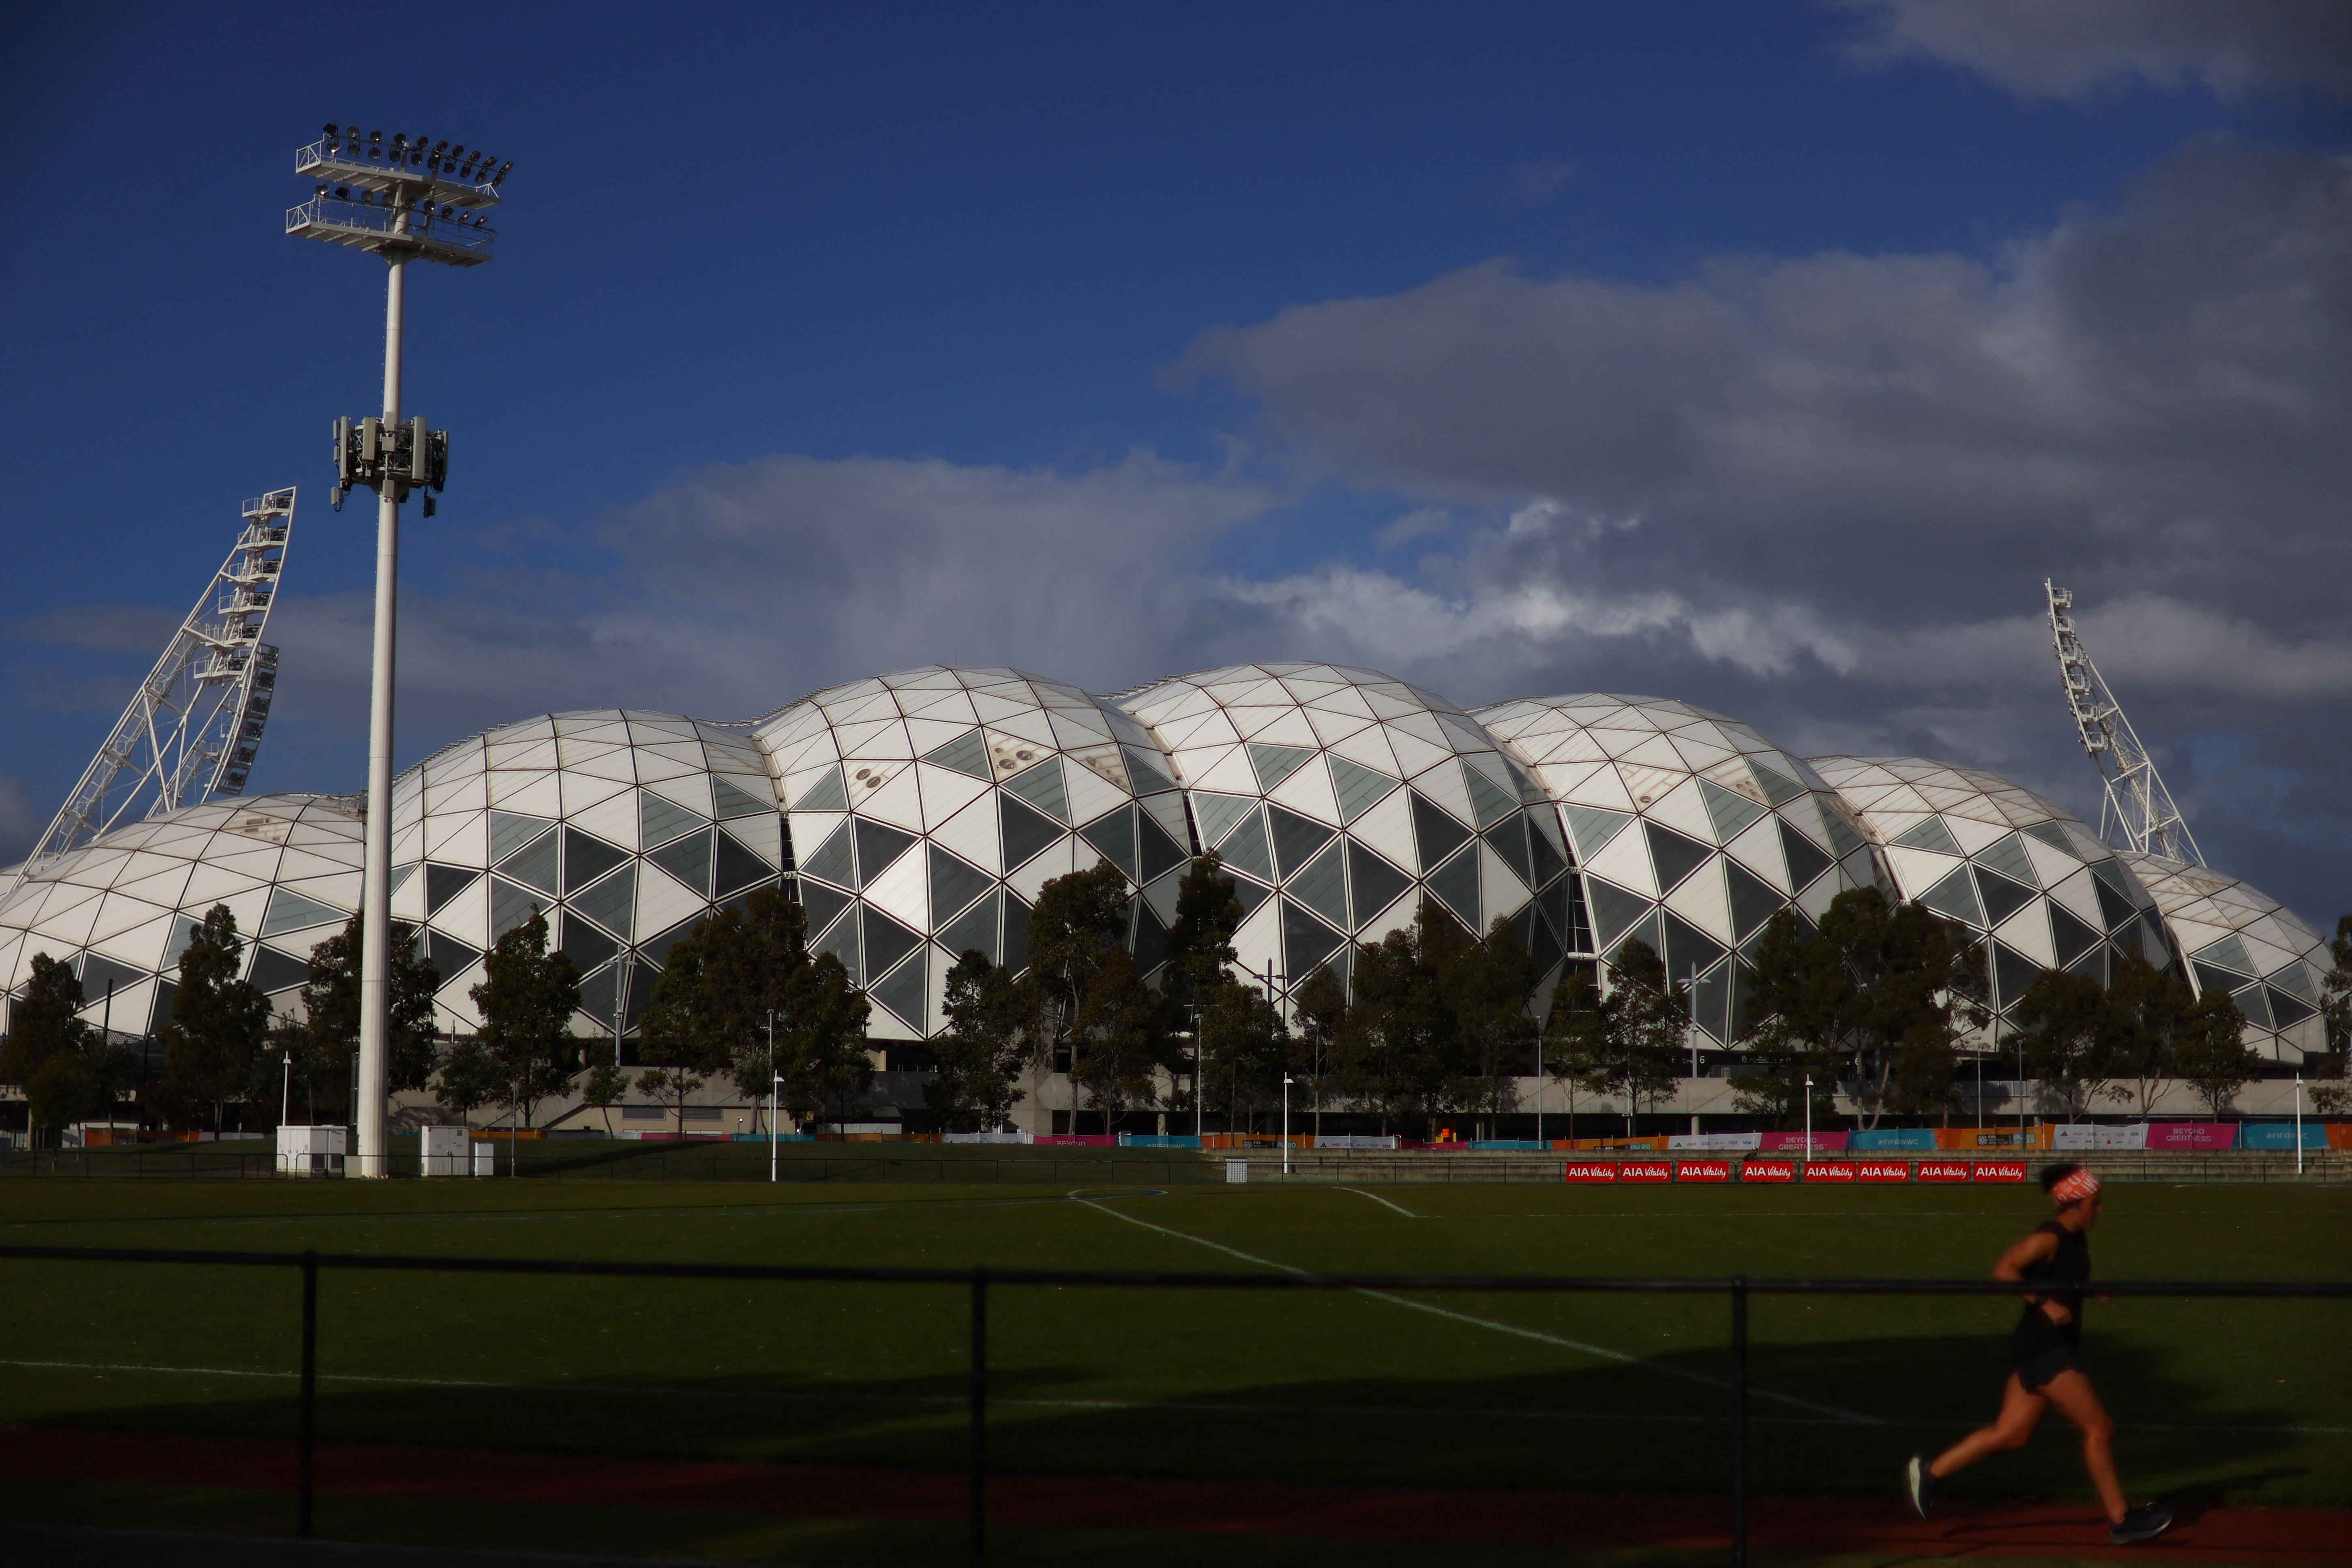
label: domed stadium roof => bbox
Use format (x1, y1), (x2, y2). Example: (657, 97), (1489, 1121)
(2120, 851), (2331, 1062)
(0, 792), (364, 1039)
(389, 710), (788, 1036)
(1116, 662), (1574, 992)
(1809, 756), (2169, 1024)
(754, 667), (1188, 1038)
(1475, 695), (1878, 1043)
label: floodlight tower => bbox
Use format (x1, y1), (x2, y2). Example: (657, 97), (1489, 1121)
(2044, 580), (2202, 865)
(288, 125), (509, 1176)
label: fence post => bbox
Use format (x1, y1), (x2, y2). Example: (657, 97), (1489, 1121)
(969, 1265), (988, 1568)
(1730, 1274), (1747, 1568)
(298, 1250), (319, 1538)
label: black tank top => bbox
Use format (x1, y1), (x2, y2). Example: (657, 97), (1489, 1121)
(2011, 1218), (2090, 1353)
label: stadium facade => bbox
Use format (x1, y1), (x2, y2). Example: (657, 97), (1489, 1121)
(0, 663), (2332, 1122)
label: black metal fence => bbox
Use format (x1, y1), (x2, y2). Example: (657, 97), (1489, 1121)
(0, 1243), (2343, 1567)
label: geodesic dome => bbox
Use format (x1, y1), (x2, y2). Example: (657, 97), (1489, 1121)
(389, 710), (789, 1039)
(1115, 662), (1575, 993)
(1809, 756), (2169, 1023)
(2119, 851), (2331, 1063)
(753, 667), (1189, 1039)
(1475, 695), (1878, 1045)
(0, 793), (365, 1038)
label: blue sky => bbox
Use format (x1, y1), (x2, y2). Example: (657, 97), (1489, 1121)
(3, 1), (2349, 920)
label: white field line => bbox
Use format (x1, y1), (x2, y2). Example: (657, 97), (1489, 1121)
(1070, 1193), (1879, 1425)
(5, 1358), (2337, 1437)
(1338, 1187), (1421, 1218)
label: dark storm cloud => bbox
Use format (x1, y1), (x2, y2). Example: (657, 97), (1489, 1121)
(1833, 0), (2352, 103)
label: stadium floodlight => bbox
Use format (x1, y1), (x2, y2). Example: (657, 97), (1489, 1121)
(289, 121), (509, 1178)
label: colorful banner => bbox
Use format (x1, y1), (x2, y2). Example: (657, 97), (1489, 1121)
(1622, 1161), (1672, 1183)
(1666, 1132), (1762, 1151)
(1741, 1158), (1797, 1183)
(2052, 1124), (2149, 1150)
(1974, 1160), (2029, 1182)
(1760, 1131), (1849, 1152)
(2238, 1123), (2328, 1150)
(2146, 1122), (2238, 1151)
(1850, 1128), (1937, 1150)
(1803, 1161), (1857, 1182)
(1676, 1159), (1733, 1182)
(1561, 1136), (1671, 1152)
(1856, 1160), (1912, 1182)
(1563, 1162), (1620, 1183)
(2331, 1123), (2352, 1152)
(1918, 1160), (1973, 1182)
(1934, 1126), (2049, 1150)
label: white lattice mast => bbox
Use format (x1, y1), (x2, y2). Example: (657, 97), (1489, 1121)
(2045, 579), (2202, 865)
(9, 490), (296, 889)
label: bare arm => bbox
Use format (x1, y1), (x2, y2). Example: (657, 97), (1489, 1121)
(1993, 1229), (2072, 1325)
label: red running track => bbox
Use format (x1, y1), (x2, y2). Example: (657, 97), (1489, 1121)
(0, 1429), (2344, 1564)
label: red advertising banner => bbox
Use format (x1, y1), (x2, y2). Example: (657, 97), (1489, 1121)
(1974, 1160), (2028, 1182)
(1563, 1162), (1619, 1183)
(1918, 1160), (1973, 1182)
(1622, 1161), (1672, 1183)
(1676, 1159), (1732, 1183)
(1857, 1161), (1911, 1183)
(1803, 1161), (1858, 1182)
(2146, 1122), (2236, 1151)
(1741, 1158), (1797, 1183)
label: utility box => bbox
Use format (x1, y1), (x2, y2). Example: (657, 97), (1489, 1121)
(473, 1139), (495, 1176)
(1225, 1158), (1249, 1184)
(276, 1125), (346, 1177)
(421, 1126), (470, 1177)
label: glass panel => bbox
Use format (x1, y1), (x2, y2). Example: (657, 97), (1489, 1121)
(999, 794), (1065, 871)
(1328, 755), (1397, 822)
(1080, 806), (1139, 881)
(1001, 757), (1070, 824)
(1644, 822), (1713, 894)
(500, 828), (560, 895)
(1281, 899), (1344, 978)
(862, 905), (921, 977)
(2192, 933), (2254, 975)
(260, 886), (344, 937)
(796, 879), (851, 942)
(853, 819), (920, 887)
(1287, 843), (1350, 929)
(424, 929), (479, 985)
(248, 946), (309, 994)
(559, 912), (620, 972)
(1121, 745), (1180, 796)
(1917, 865), (1983, 927)
(793, 766), (849, 812)
(648, 828), (714, 898)
(1583, 878), (1651, 949)
(489, 876), (549, 940)
(714, 828), (775, 898)
(1191, 792), (1257, 848)
(1216, 810), (1275, 884)
(488, 810), (555, 863)
(1410, 791), (1473, 871)
(1893, 816), (1962, 856)
(1698, 779), (1765, 843)
(1973, 867), (2035, 927)
(1425, 844), (1481, 930)
(1777, 819), (1834, 892)
(1975, 833), (2039, 888)
(1346, 841), (1413, 931)
(813, 902), (861, 980)
(2048, 902), (2103, 966)
(936, 891), (1000, 966)
(1460, 763), (1520, 829)
(929, 844), (995, 923)
(870, 949), (927, 1028)
(640, 792), (707, 849)
(1003, 893), (1031, 975)
(1991, 940), (2042, 1008)
(562, 828), (629, 894)
(710, 776), (774, 820)
(922, 729), (992, 780)
(1248, 743), (1316, 792)
(1268, 804), (1337, 882)
(1563, 804), (1631, 860)
(1483, 818), (1534, 888)
(2093, 875), (2138, 933)
(1723, 858), (1783, 941)
(2021, 820), (2078, 858)
(425, 863), (480, 915)
(1138, 811), (1189, 883)
(1659, 910), (1725, 982)
(570, 865), (637, 940)
(1748, 764), (1805, 807)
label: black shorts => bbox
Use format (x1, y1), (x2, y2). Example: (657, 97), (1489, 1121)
(2011, 1341), (2082, 1392)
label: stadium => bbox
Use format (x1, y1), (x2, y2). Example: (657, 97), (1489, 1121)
(0, 660), (2333, 1138)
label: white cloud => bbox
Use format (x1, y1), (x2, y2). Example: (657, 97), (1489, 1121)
(1831, 0), (2352, 103)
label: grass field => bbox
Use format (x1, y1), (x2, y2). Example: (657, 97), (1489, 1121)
(0, 1156), (2345, 1564)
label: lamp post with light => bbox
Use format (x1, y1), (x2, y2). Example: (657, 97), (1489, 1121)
(287, 125), (509, 1177)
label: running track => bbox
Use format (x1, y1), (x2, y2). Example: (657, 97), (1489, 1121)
(0, 1429), (2343, 1564)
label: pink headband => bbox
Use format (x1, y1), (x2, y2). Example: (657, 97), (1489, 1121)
(2052, 1169), (2101, 1205)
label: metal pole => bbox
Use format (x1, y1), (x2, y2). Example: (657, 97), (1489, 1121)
(1803, 1075), (1812, 1165)
(969, 1266), (987, 1568)
(2294, 1074), (2303, 1176)
(354, 253), (407, 1180)
(1687, 964), (1699, 1137)
(1730, 1274), (1747, 1568)
(281, 1051), (293, 1131)
(1282, 1075), (1292, 1175)
(768, 1011), (778, 1183)
(298, 1249), (318, 1537)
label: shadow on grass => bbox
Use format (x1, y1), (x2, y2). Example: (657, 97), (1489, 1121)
(8, 1330), (2323, 1508)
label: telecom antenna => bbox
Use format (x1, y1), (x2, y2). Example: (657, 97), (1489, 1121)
(9, 490), (295, 890)
(2044, 579), (2202, 865)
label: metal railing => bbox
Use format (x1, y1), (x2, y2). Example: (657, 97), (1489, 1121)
(0, 1243), (2342, 1567)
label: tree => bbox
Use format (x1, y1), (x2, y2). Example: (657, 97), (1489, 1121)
(1071, 948), (1166, 1132)
(1813, 888), (1988, 1126)
(293, 915), (442, 1122)
(2013, 968), (2123, 1122)
(1338, 909), (1473, 1135)
(467, 910), (583, 1128)
(158, 904), (273, 1133)
(1199, 976), (1287, 1134)
(2314, 914), (2352, 1115)
(1442, 918), (1539, 1138)
(1551, 939), (1685, 1136)
(579, 1037), (628, 1135)
(633, 1060), (706, 1137)
(926, 950), (1029, 1132)
(1731, 912), (1843, 1129)
(0, 953), (122, 1145)
(1160, 852), (1243, 1008)
(1542, 967), (1606, 1139)
(2171, 989), (2260, 1119)
(2103, 955), (2192, 1119)
(1289, 963), (1349, 1140)
(434, 1034), (502, 1122)
(1025, 861), (1131, 1132)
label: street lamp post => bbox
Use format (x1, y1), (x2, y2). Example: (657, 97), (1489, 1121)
(767, 1010), (779, 1184)
(287, 125), (508, 1178)
(1803, 1075), (1813, 1167)
(1281, 1075), (1293, 1177)
(1686, 964), (1699, 1137)
(281, 1051), (293, 1129)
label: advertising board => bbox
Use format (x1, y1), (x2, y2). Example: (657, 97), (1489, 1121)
(1740, 1158), (1796, 1183)
(1917, 1160), (1973, 1182)
(2146, 1122), (2237, 1151)
(1802, 1160), (1857, 1182)
(1675, 1159), (1732, 1182)
(1563, 1162), (1619, 1183)
(1761, 1131), (1849, 1152)
(1856, 1160), (1911, 1182)
(1974, 1160), (2028, 1182)
(1622, 1161), (1672, 1182)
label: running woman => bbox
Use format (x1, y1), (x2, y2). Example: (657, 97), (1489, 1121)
(1904, 1164), (2172, 1545)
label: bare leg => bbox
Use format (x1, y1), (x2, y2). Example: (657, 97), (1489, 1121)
(1930, 1373), (2046, 1478)
(2039, 1368), (2126, 1524)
